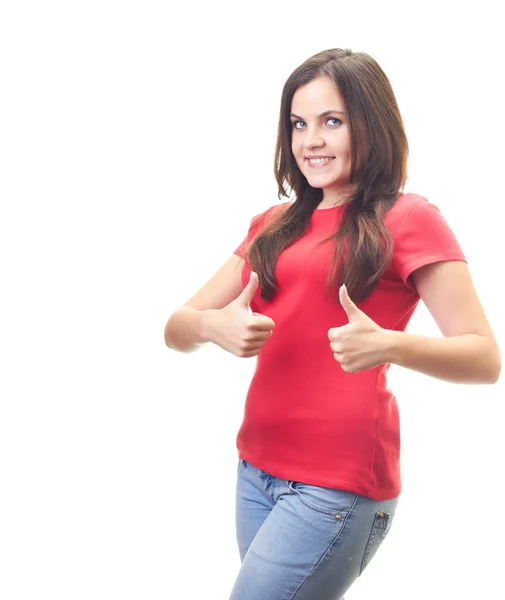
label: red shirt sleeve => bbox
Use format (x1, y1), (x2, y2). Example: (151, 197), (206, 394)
(392, 197), (466, 290)
(233, 205), (279, 257)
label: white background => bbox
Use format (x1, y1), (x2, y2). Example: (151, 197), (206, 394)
(1, 1), (503, 598)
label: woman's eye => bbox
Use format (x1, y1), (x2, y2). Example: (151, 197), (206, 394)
(291, 118), (341, 129)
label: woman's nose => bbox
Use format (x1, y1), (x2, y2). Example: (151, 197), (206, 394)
(304, 128), (324, 149)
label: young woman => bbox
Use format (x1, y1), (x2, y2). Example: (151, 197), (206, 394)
(164, 48), (501, 600)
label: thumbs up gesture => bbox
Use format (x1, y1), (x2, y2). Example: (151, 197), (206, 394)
(211, 271), (275, 358)
(328, 285), (389, 373)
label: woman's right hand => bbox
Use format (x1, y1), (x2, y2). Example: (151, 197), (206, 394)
(205, 272), (275, 358)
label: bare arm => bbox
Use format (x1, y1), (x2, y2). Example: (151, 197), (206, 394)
(330, 261), (501, 383)
(164, 254), (245, 352)
(387, 261), (501, 384)
(164, 254), (275, 356)
(164, 306), (213, 353)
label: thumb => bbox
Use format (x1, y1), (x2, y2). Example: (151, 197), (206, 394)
(238, 271), (259, 307)
(339, 284), (361, 321)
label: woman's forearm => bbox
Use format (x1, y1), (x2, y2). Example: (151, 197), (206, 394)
(164, 306), (218, 353)
(386, 331), (501, 384)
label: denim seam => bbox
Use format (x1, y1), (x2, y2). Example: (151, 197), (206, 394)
(288, 481), (356, 516)
(359, 511), (391, 575)
(359, 518), (378, 575)
(290, 492), (361, 599)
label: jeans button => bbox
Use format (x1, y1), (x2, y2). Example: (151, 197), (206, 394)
(334, 513), (343, 521)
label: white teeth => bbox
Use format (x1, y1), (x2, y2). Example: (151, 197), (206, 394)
(308, 157), (333, 164)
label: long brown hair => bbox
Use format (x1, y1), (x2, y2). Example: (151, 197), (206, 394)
(243, 48), (408, 304)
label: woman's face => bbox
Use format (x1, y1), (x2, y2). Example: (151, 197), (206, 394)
(290, 75), (353, 203)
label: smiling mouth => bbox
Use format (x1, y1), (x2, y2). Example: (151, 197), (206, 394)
(306, 157), (335, 166)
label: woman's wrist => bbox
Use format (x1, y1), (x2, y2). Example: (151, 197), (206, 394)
(165, 306), (218, 352)
(381, 329), (404, 365)
(199, 309), (221, 344)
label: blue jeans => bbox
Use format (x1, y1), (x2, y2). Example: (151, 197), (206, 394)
(229, 459), (399, 600)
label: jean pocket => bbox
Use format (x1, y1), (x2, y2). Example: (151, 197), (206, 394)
(359, 510), (395, 575)
(287, 480), (358, 516)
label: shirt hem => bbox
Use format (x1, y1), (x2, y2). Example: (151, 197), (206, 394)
(237, 451), (401, 501)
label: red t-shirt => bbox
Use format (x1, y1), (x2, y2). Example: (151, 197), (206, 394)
(233, 193), (466, 500)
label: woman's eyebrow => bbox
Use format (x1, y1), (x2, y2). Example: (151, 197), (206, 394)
(290, 110), (346, 119)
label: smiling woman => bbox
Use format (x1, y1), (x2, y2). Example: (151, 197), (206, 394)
(290, 80), (352, 205)
(164, 47), (501, 600)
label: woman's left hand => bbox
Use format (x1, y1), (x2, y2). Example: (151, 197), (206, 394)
(328, 285), (391, 374)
